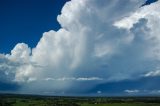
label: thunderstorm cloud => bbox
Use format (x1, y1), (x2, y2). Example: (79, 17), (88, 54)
(0, 0), (160, 95)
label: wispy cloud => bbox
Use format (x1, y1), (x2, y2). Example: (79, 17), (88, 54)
(44, 77), (103, 81)
(144, 70), (160, 77)
(125, 89), (160, 95)
(124, 89), (139, 93)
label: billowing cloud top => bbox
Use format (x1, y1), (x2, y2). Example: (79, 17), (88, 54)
(0, 0), (160, 95)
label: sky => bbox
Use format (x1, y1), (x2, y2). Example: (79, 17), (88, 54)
(0, 0), (70, 53)
(0, 0), (160, 96)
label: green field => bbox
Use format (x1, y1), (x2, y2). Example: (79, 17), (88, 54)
(0, 94), (160, 106)
(81, 103), (160, 106)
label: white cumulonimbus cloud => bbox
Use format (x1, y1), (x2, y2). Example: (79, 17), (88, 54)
(0, 0), (160, 93)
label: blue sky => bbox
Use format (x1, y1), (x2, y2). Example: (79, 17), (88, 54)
(0, 0), (160, 96)
(0, 0), (69, 53)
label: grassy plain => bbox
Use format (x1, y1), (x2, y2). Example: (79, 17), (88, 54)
(0, 94), (160, 106)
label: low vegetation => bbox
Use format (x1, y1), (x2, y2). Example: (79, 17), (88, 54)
(0, 94), (160, 106)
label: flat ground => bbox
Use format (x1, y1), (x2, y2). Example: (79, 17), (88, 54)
(0, 94), (160, 106)
(81, 103), (160, 106)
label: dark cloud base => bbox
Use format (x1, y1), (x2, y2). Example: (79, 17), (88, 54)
(87, 76), (160, 96)
(0, 81), (20, 91)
